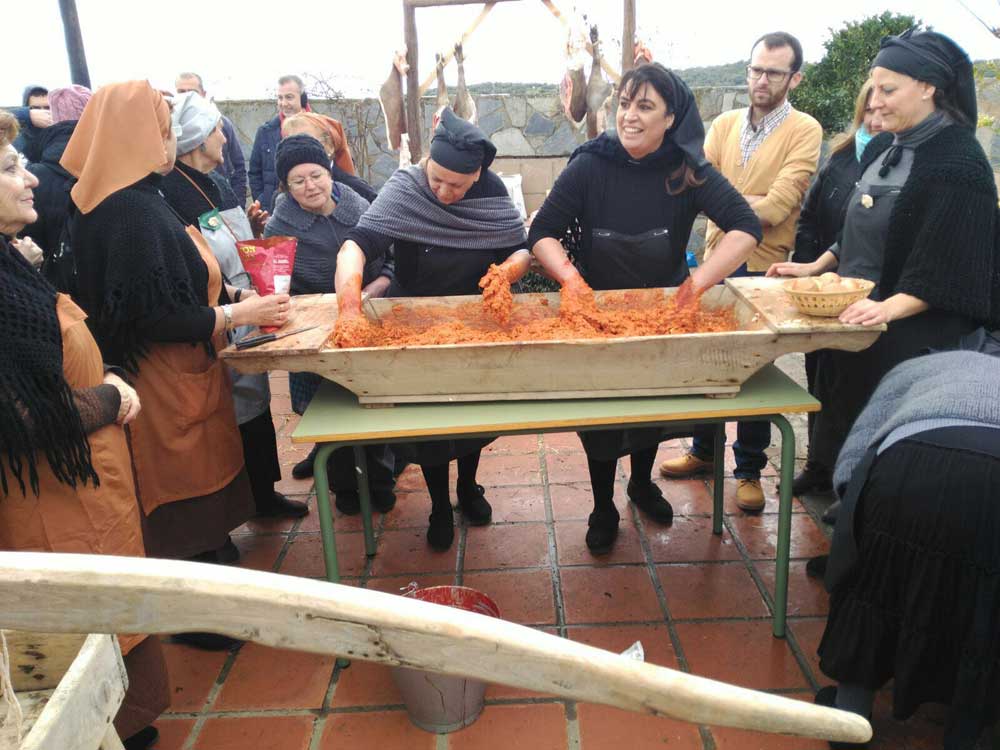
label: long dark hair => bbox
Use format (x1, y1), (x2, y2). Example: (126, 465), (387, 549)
(933, 86), (970, 128)
(617, 64), (705, 195)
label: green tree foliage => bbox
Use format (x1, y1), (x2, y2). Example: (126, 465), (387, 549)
(791, 12), (920, 133)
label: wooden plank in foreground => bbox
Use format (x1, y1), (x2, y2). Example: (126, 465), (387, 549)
(0, 553), (871, 745)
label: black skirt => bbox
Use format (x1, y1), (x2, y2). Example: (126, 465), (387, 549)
(811, 309), (976, 470)
(818, 426), (1000, 734)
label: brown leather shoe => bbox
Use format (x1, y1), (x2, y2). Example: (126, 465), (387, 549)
(659, 452), (715, 478)
(735, 478), (765, 512)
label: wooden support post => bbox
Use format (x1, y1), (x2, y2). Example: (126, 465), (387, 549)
(403, 1), (423, 161)
(622, 0), (636, 74)
(58, 0), (91, 88)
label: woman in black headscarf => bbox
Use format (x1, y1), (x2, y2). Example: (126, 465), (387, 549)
(528, 63), (762, 554)
(768, 29), (1000, 488)
(334, 107), (529, 551)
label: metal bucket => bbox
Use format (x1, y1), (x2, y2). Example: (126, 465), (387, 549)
(390, 585), (501, 733)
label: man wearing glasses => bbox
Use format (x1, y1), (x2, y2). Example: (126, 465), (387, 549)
(660, 32), (822, 512)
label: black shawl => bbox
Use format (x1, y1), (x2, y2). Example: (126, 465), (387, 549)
(0, 237), (97, 495)
(72, 174), (210, 371)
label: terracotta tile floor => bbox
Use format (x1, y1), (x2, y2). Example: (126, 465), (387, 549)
(154, 373), (968, 749)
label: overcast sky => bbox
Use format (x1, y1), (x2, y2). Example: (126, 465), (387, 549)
(5, 0), (1000, 104)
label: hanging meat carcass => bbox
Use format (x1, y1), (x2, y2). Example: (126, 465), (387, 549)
(378, 48), (409, 151)
(560, 32), (588, 124)
(431, 53), (449, 133)
(634, 40), (654, 66)
(585, 26), (612, 139)
(452, 43), (477, 124)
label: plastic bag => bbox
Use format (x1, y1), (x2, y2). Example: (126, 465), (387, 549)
(236, 236), (297, 332)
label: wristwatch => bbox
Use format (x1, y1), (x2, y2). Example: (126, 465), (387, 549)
(222, 304), (234, 330)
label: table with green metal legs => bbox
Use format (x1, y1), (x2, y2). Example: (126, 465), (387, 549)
(294, 364), (818, 638)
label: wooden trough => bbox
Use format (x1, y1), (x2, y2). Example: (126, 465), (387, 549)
(221, 277), (884, 406)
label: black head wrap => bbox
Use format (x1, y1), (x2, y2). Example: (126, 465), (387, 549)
(430, 107), (497, 174)
(0, 239), (98, 495)
(872, 29), (976, 128)
(570, 64), (708, 192)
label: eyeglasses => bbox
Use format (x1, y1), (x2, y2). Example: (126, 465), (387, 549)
(747, 66), (792, 83)
(29, 105), (50, 110)
(288, 172), (328, 189)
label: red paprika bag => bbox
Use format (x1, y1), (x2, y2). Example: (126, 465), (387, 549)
(236, 236), (297, 332)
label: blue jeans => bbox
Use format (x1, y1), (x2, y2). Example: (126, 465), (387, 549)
(690, 264), (770, 479)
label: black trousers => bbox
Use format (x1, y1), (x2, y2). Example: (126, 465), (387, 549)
(239, 408), (282, 511)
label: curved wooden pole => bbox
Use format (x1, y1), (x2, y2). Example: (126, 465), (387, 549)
(0, 553), (871, 744)
(417, 2), (497, 95)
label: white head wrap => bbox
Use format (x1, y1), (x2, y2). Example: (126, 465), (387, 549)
(172, 91), (222, 155)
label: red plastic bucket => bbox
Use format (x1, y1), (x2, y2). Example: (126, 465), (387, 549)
(391, 585), (501, 733)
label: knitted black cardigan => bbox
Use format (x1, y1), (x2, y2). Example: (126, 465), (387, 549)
(858, 126), (1000, 328)
(72, 175), (210, 372)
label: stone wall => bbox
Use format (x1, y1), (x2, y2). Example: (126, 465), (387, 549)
(217, 86), (750, 194)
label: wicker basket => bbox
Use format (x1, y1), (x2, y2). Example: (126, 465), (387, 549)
(783, 278), (875, 317)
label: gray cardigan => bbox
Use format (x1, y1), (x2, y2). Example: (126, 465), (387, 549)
(264, 182), (393, 296)
(834, 350), (1000, 497)
(826, 350), (1000, 589)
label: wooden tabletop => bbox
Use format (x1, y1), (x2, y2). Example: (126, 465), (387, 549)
(293, 364), (818, 445)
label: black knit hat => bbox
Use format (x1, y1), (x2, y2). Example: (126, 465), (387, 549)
(275, 134), (330, 186)
(430, 107), (497, 173)
(873, 29), (977, 127)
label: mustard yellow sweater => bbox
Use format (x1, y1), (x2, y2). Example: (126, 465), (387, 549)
(703, 107), (822, 271)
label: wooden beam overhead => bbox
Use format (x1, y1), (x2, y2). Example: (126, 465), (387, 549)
(405, 0), (521, 7)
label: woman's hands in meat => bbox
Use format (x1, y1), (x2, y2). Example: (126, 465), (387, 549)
(234, 293), (292, 328)
(104, 372), (141, 424)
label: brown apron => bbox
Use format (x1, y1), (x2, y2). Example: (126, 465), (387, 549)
(0, 294), (146, 652)
(127, 226), (244, 514)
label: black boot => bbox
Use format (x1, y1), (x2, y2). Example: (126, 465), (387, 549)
(791, 462), (832, 496)
(123, 726), (159, 750)
(170, 632), (242, 651)
(336, 489), (396, 515)
(427, 506), (455, 550)
(585, 508), (621, 555)
(627, 479), (674, 524)
(256, 492), (309, 518)
(457, 483), (492, 525)
(814, 686), (870, 748)
(292, 444), (320, 479)
(805, 554), (828, 579)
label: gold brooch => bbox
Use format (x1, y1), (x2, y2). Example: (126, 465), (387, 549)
(860, 194), (873, 209)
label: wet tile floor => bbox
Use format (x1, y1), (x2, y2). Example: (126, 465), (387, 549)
(151, 373), (970, 750)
